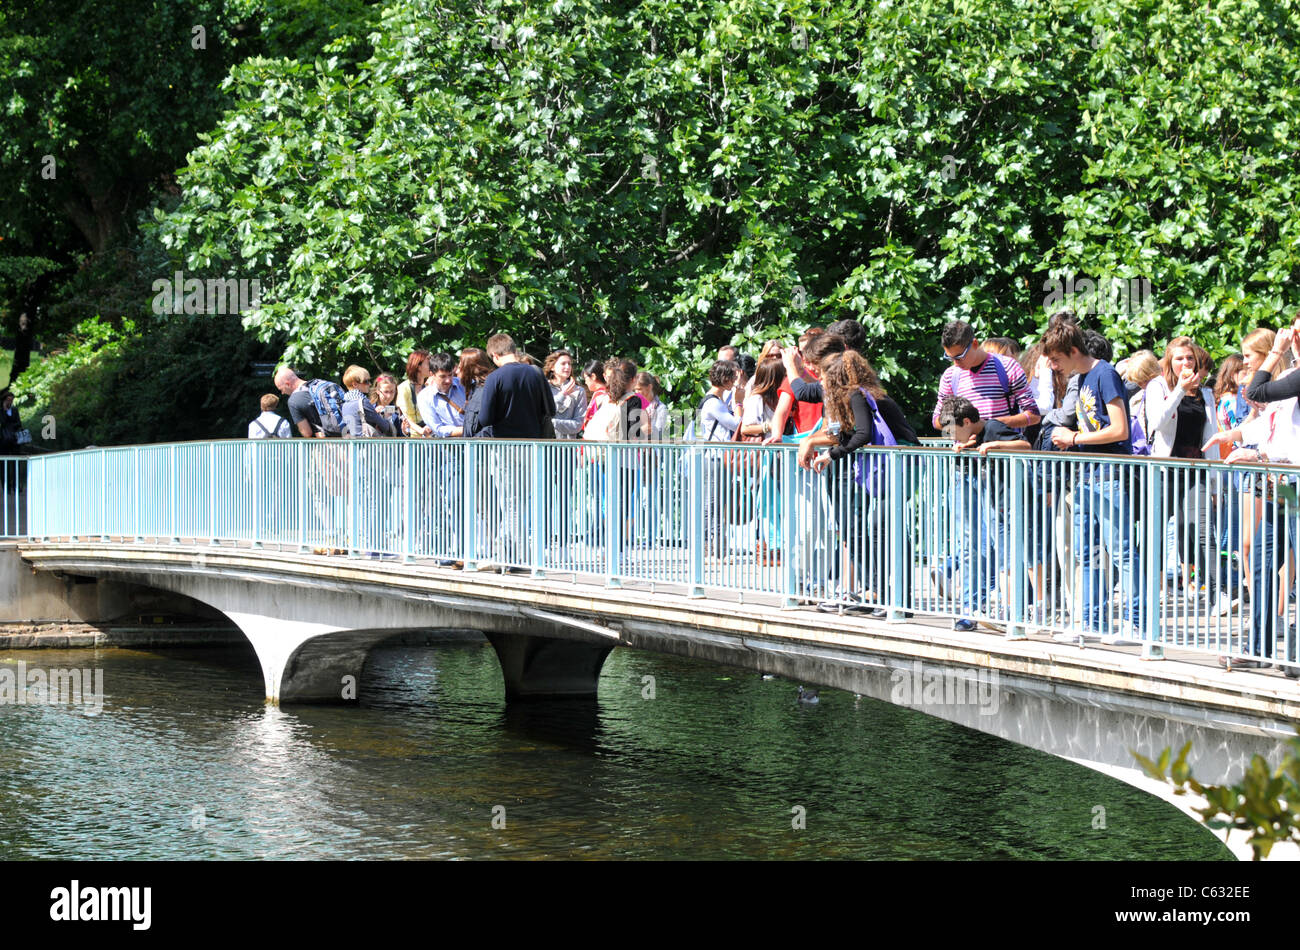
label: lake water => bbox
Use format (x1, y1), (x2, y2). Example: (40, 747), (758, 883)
(0, 641), (1229, 860)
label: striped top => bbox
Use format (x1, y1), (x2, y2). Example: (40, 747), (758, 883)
(932, 354), (1038, 426)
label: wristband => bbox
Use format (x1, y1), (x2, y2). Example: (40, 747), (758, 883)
(1072, 432), (1079, 446)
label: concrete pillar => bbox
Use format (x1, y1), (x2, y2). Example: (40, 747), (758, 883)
(484, 631), (613, 699)
(224, 612), (392, 705)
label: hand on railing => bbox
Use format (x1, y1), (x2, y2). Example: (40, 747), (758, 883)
(1222, 446), (1262, 465)
(1203, 429), (1240, 457)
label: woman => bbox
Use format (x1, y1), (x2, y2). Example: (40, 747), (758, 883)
(634, 371), (668, 440)
(458, 348), (497, 437)
(581, 360), (609, 429)
(809, 351), (912, 614)
(1123, 350), (1162, 453)
(1214, 354), (1247, 435)
(1144, 337), (1220, 606)
(544, 350), (588, 439)
(372, 373), (403, 434)
(697, 359), (765, 558)
(340, 366), (396, 439)
(743, 358), (791, 564)
(397, 350), (432, 437)
(1205, 328), (1300, 676)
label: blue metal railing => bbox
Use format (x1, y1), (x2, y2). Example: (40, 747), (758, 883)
(1, 456), (26, 538)
(17, 439), (1300, 673)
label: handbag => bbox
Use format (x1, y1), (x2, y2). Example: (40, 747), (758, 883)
(15, 429), (31, 446)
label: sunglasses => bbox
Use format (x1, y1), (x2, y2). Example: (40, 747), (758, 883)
(943, 340), (974, 363)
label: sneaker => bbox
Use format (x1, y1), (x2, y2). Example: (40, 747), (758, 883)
(953, 618), (978, 632)
(817, 601), (845, 614)
(1211, 592), (1237, 616)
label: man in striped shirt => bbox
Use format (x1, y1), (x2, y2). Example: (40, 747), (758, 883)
(933, 321), (1039, 632)
(932, 322), (1041, 432)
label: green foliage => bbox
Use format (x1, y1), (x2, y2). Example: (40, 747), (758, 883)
(11, 314), (273, 448)
(1135, 731), (1300, 860)
(146, 0), (1300, 420)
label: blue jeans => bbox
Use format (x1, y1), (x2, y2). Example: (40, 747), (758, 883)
(1072, 473), (1144, 633)
(1250, 499), (1298, 660)
(954, 471), (1008, 616)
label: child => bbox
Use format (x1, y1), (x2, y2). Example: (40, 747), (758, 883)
(936, 397), (1029, 631)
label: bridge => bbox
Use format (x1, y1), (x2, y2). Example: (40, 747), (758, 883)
(4, 439), (1299, 859)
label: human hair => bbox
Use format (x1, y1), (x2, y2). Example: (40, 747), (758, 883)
(583, 360), (606, 385)
(485, 333), (516, 357)
(1215, 354), (1244, 401)
(1083, 329), (1112, 362)
(1020, 343), (1066, 407)
(1041, 323), (1086, 358)
(260, 394), (279, 412)
(937, 396), (981, 430)
(751, 357), (786, 410)
(405, 349), (430, 385)
(342, 365), (370, 390)
(634, 371), (660, 399)
(708, 359), (739, 389)
(802, 332), (846, 369)
(821, 351), (886, 430)
(984, 337), (1020, 358)
(605, 361), (633, 401)
(798, 327), (824, 349)
(543, 350), (574, 383)
(374, 373), (397, 393)
(718, 345), (739, 361)
(735, 353), (756, 381)
(429, 352), (455, 375)
(825, 318), (866, 353)
(1242, 328), (1278, 380)
(1160, 336), (1213, 391)
(1123, 350), (1161, 389)
(941, 321), (976, 350)
(457, 348), (495, 388)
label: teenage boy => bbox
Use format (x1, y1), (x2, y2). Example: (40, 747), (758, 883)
(937, 397), (1029, 631)
(1043, 322), (1143, 644)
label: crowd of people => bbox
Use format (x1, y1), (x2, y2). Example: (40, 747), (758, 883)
(247, 314), (1300, 677)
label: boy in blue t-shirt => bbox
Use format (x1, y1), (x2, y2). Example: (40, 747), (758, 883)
(1043, 324), (1143, 644)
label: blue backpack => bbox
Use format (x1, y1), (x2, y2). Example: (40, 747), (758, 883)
(1129, 393), (1152, 457)
(306, 379), (347, 436)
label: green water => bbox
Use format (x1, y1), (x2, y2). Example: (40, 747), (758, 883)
(0, 642), (1230, 860)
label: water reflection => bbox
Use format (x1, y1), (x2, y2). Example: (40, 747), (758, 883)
(0, 643), (1231, 860)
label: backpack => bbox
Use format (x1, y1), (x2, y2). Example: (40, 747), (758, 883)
(850, 388), (898, 493)
(306, 379), (347, 436)
(1128, 391), (1152, 457)
(987, 355), (1014, 418)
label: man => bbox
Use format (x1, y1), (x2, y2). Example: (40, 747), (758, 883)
(467, 334), (556, 572)
(248, 394), (291, 439)
(931, 321), (1040, 432)
(274, 366), (345, 438)
(1043, 321), (1142, 645)
(417, 352), (466, 438)
(468, 334), (556, 439)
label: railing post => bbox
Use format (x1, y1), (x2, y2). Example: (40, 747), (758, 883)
(1143, 460), (1164, 659)
(531, 441), (545, 578)
(1005, 455), (1028, 639)
(297, 440), (307, 552)
(463, 441), (477, 570)
(133, 445), (141, 542)
(688, 444), (704, 598)
(100, 449), (107, 543)
(251, 441), (262, 548)
(888, 452), (908, 621)
(402, 439), (413, 563)
(348, 438), (358, 555)
(605, 443), (621, 587)
(781, 446), (799, 608)
(170, 444), (179, 543)
(209, 443), (218, 546)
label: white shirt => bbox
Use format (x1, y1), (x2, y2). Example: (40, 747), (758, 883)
(248, 411), (291, 439)
(1241, 398), (1300, 464)
(1142, 376), (1220, 460)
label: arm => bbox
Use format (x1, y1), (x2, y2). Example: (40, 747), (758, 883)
(828, 392), (875, 459)
(1078, 397), (1130, 447)
(1144, 376), (1184, 436)
(1031, 369), (1056, 414)
(1042, 374), (1079, 426)
(978, 438), (1031, 456)
(766, 391), (794, 444)
(992, 360), (1041, 430)
(931, 368), (954, 430)
(790, 377), (823, 402)
(1246, 367), (1300, 403)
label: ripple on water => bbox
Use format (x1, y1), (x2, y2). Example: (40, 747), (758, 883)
(0, 644), (1231, 860)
